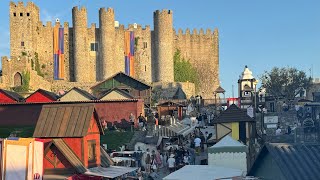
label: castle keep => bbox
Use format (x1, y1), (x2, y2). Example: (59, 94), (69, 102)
(0, 1), (219, 98)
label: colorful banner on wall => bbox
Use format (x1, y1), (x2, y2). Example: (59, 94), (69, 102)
(53, 26), (65, 80)
(124, 31), (135, 76)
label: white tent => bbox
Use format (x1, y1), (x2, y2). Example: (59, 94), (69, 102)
(163, 165), (244, 180)
(208, 135), (247, 172)
(1, 138), (43, 180)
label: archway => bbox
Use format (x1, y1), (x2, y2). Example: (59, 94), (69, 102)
(13, 72), (22, 87)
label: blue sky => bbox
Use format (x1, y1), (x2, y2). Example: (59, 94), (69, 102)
(0, 0), (319, 97)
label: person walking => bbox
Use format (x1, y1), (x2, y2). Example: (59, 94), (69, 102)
(167, 154), (176, 173)
(194, 136), (201, 155)
(138, 113), (145, 130)
(129, 113), (135, 132)
(145, 149), (151, 175)
(134, 146), (143, 168)
(183, 153), (189, 165)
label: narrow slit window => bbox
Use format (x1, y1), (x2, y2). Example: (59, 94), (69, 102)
(20, 12), (23, 16)
(21, 41), (24, 46)
(143, 42), (147, 49)
(90, 43), (98, 51)
(145, 65), (146, 72)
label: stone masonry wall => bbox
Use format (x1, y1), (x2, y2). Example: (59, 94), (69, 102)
(152, 81), (195, 100)
(174, 28), (220, 98)
(4, 2), (219, 100)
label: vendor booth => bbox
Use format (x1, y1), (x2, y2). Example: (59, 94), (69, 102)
(163, 165), (244, 180)
(0, 138), (44, 180)
(208, 135), (247, 172)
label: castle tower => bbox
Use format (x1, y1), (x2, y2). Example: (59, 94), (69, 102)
(153, 10), (174, 82)
(99, 8), (115, 80)
(238, 65), (257, 109)
(72, 6), (90, 82)
(9, 2), (40, 57)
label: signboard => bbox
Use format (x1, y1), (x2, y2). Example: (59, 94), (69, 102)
(266, 124), (277, 128)
(264, 116), (278, 124)
(247, 106), (254, 118)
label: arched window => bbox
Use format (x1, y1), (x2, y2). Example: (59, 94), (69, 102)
(14, 72), (22, 87)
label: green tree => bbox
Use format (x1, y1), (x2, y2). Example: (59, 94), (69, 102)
(174, 49), (199, 89)
(260, 67), (311, 101)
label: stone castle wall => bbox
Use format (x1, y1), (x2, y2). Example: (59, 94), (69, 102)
(4, 2), (219, 99)
(174, 28), (220, 98)
(153, 81), (196, 100)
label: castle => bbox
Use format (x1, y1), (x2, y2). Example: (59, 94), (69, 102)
(0, 1), (219, 99)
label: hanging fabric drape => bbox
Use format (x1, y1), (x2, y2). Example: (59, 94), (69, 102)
(124, 31), (135, 76)
(53, 25), (65, 80)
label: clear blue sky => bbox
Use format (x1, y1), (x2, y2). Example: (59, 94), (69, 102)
(0, 0), (319, 97)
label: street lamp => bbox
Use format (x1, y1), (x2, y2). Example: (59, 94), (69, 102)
(253, 79), (259, 111)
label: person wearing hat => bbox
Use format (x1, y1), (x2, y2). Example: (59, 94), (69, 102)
(167, 154), (176, 173)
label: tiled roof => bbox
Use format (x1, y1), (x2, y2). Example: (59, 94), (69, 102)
(0, 89), (24, 101)
(33, 103), (103, 137)
(51, 139), (86, 174)
(214, 104), (254, 123)
(250, 143), (320, 180)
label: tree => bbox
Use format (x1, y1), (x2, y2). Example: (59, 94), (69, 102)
(260, 67), (311, 101)
(174, 49), (199, 90)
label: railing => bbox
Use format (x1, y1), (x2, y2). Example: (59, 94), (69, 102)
(262, 127), (320, 143)
(203, 98), (227, 106)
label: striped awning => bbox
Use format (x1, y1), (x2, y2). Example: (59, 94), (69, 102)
(153, 122), (195, 137)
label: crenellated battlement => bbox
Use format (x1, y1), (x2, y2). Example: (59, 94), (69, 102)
(199, 28), (204, 35)
(46, 21), (52, 28)
(213, 28), (219, 37)
(99, 7), (115, 16)
(10, 1), (38, 10)
(64, 22), (69, 28)
(154, 9), (173, 16)
(206, 29), (212, 35)
(143, 25), (150, 33)
(117, 24), (125, 31)
(72, 6), (87, 13)
(175, 28), (214, 36)
(192, 29), (197, 35)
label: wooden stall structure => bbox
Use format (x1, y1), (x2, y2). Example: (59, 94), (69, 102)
(25, 89), (59, 103)
(0, 89), (24, 103)
(91, 72), (152, 105)
(213, 104), (255, 144)
(157, 101), (186, 120)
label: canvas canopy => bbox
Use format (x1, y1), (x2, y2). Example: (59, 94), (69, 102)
(1, 138), (43, 180)
(208, 135), (247, 153)
(153, 122), (195, 137)
(85, 166), (137, 178)
(163, 165), (243, 180)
